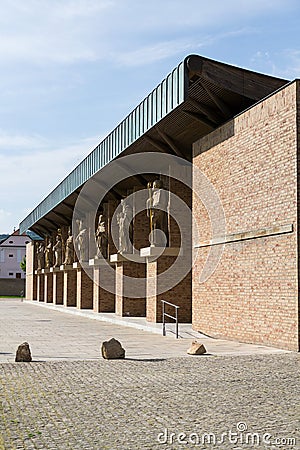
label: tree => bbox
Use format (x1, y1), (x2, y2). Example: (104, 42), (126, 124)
(20, 255), (26, 273)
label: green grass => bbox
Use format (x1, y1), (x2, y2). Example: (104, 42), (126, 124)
(0, 295), (22, 298)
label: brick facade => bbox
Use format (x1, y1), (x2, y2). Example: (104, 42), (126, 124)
(53, 271), (63, 305)
(76, 267), (93, 309)
(146, 255), (192, 323)
(93, 266), (115, 313)
(115, 260), (146, 317)
(44, 272), (53, 303)
(63, 269), (77, 307)
(192, 81), (299, 351)
(23, 76), (300, 352)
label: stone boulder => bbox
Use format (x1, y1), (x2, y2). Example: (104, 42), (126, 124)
(15, 342), (32, 362)
(101, 338), (125, 359)
(187, 340), (206, 356)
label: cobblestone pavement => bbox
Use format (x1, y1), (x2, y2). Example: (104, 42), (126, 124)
(0, 299), (299, 449)
(0, 355), (299, 450)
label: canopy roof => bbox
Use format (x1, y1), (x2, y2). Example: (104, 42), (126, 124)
(19, 55), (288, 236)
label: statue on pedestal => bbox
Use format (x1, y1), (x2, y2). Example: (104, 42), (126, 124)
(147, 179), (169, 247)
(63, 227), (74, 265)
(36, 242), (45, 270)
(95, 214), (108, 259)
(117, 199), (132, 254)
(53, 235), (63, 267)
(75, 219), (88, 262)
(44, 236), (53, 268)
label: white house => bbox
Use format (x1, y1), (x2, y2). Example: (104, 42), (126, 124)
(0, 230), (31, 279)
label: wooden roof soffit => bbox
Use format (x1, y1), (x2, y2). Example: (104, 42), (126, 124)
(33, 224), (49, 237)
(89, 177), (123, 201)
(155, 129), (188, 160)
(114, 161), (147, 187)
(61, 201), (74, 213)
(182, 110), (216, 129)
(42, 217), (60, 230)
(74, 190), (98, 210)
(51, 211), (72, 225)
(186, 55), (288, 102)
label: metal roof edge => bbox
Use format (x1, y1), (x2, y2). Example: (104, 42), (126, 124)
(19, 57), (190, 233)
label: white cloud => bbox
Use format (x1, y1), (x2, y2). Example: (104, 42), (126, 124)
(113, 40), (202, 68)
(0, 0), (298, 234)
(0, 133), (101, 232)
(279, 49), (300, 78)
(0, 130), (47, 151)
(249, 48), (300, 79)
(0, 209), (13, 234)
(0, 0), (295, 67)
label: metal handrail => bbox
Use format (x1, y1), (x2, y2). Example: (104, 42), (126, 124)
(161, 300), (180, 339)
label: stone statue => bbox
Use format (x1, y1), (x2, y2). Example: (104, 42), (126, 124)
(36, 242), (45, 270)
(117, 199), (132, 254)
(53, 235), (63, 267)
(44, 236), (53, 268)
(95, 214), (108, 259)
(63, 227), (74, 265)
(75, 219), (88, 262)
(147, 179), (169, 246)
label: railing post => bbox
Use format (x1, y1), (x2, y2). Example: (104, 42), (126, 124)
(162, 301), (166, 336)
(161, 300), (179, 338)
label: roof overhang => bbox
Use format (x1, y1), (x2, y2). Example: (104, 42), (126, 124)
(19, 54), (289, 236)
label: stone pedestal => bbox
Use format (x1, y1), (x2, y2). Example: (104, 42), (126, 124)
(61, 266), (77, 307)
(110, 253), (146, 317)
(42, 269), (53, 303)
(35, 270), (44, 302)
(73, 262), (93, 309)
(51, 268), (63, 305)
(89, 258), (115, 313)
(141, 247), (192, 323)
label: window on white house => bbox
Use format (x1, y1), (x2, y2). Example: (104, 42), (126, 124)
(17, 249), (22, 262)
(8, 254), (13, 258)
(9, 272), (13, 276)
(9, 240), (13, 244)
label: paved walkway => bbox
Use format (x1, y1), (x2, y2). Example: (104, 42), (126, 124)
(0, 299), (299, 449)
(0, 299), (289, 362)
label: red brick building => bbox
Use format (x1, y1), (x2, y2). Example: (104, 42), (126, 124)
(20, 55), (299, 351)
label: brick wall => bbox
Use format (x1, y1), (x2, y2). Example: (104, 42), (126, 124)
(93, 266), (115, 313)
(115, 261), (146, 317)
(192, 81), (299, 351)
(76, 268), (93, 309)
(146, 256), (192, 323)
(53, 271), (63, 305)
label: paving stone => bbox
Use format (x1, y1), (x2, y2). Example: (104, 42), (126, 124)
(0, 355), (299, 449)
(0, 299), (299, 449)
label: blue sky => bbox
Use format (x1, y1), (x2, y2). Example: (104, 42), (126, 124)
(0, 0), (299, 233)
